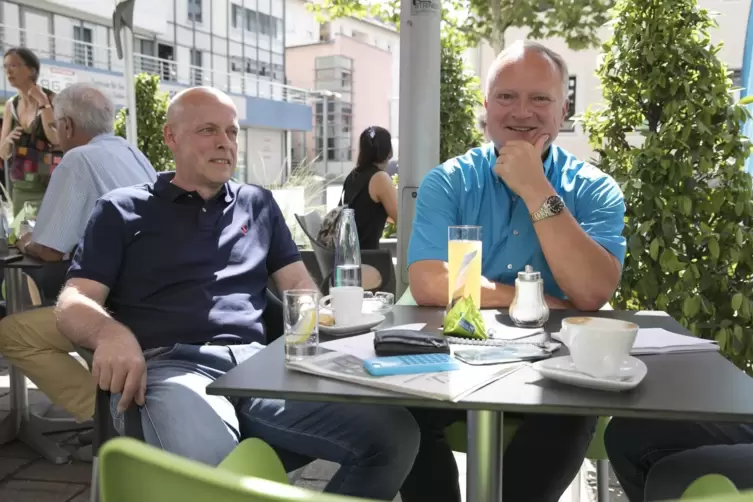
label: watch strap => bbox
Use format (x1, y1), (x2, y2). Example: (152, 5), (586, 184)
(531, 195), (564, 223)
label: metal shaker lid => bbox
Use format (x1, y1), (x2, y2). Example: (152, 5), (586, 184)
(517, 264), (541, 281)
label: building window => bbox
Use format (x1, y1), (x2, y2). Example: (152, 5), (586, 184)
(230, 56), (244, 73)
(561, 75), (576, 132)
(188, 0), (203, 23)
(232, 4), (242, 29)
(190, 49), (203, 86)
(73, 26), (93, 67)
(136, 39), (157, 74)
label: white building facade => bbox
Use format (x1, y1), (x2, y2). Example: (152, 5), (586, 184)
(0, 0), (314, 185)
(284, 0), (400, 173)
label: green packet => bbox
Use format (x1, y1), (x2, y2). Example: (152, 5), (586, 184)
(443, 295), (487, 339)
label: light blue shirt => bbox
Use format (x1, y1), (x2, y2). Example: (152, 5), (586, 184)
(33, 133), (158, 253)
(407, 143), (626, 299)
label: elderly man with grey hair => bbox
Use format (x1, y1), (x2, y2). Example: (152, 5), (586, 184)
(0, 82), (156, 425)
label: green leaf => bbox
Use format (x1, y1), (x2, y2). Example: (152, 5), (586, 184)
(649, 238), (660, 260)
(683, 296), (701, 318)
(708, 238), (720, 260)
(732, 293), (744, 311)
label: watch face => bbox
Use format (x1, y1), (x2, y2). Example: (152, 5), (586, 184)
(547, 195), (565, 214)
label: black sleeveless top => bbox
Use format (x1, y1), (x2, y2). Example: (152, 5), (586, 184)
(343, 164), (388, 250)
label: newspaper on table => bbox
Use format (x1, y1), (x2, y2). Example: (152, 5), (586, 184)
(286, 348), (523, 402)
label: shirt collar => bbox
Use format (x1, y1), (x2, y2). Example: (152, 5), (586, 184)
(488, 142), (556, 182)
(153, 171), (235, 204)
(89, 133), (117, 144)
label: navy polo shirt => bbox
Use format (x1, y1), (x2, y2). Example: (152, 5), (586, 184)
(67, 172), (301, 350)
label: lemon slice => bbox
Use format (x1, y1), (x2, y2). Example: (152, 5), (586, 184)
(287, 309), (317, 344)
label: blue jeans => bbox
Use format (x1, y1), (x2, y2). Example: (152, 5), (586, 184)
(605, 417), (753, 501)
(110, 343), (420, 500)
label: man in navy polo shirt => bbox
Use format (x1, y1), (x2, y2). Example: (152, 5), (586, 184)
(55, 87), (419, 500)
(400, 41), (626, 501)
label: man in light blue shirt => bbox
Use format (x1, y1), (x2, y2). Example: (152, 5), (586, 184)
(16, 83), (157, 261)
(0, 82), (157, 424)
(408, 56), (624, 312)
(400, 41), (626, 502)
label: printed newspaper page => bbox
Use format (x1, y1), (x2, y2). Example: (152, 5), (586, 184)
(286, 351), (523, 402)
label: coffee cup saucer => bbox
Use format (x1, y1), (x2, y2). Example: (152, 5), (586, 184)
(532, 355), (647, 392)
(319, 312), (386, 337)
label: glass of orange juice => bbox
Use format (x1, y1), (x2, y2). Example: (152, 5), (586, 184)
(448, 225), (482, 309)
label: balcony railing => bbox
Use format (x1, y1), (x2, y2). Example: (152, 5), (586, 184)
(0, 23), (310, 105)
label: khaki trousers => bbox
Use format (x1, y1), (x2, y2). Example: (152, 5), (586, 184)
(0, 306), (95, 421)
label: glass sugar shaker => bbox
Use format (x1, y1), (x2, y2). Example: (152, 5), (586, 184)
(509, 265), (549, 328)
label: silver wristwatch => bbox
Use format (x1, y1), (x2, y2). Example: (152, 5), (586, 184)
(531, 195), (565, 222)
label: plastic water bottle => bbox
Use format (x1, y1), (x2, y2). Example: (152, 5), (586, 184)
(333, 208), (362, 287)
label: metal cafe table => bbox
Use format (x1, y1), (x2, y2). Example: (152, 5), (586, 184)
(208, 306), (753, 502)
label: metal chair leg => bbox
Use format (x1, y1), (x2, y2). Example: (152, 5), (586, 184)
(90, 456), (99, 502)
(597, 458), (610, 502)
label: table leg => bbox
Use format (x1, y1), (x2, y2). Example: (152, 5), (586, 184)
(0, 268), (87, 464)
(467, 410), (504, 502)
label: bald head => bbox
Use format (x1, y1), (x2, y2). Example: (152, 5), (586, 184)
(485, 40), (569, 100)
(166, 86), (237, 126)
(163, 86), (240, 191)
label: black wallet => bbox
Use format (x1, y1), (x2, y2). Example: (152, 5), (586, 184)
(373, 329), (451, 357)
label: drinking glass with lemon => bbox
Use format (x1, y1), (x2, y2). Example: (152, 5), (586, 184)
(283, 289), (320, 361)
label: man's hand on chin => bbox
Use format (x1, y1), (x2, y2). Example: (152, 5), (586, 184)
(494, 135), (556, 206)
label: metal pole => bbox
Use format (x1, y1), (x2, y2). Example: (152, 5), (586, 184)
(396, 0), (441, 297)
(286, 129), (292, 182)
(322, 94), (329, 176)
(123, 25), (138, 147)
(467, 410), (504, 502)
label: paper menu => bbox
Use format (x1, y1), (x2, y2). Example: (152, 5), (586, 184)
(320, 333), (379, 360)
(630, 328), (719, 355)
(551, 327), (719, 355)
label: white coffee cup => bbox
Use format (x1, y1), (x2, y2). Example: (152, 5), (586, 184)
(558, 317), (639, 378)
(319, 286), (364, 326)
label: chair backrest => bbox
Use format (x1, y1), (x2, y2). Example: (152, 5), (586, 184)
(681, 474), (740, 499)
(295, 211), (323, 239)
(100, 437), (380, 502)
(295, 213), (335, 290)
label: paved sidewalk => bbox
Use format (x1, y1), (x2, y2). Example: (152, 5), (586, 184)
(0, 358), (626, 501)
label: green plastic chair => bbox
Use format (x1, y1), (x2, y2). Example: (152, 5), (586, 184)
(681, 474), (740, 499)
(397, 286), (612, 500)
(100, 437), (381, 502)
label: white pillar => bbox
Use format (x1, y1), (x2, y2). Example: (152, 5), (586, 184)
(396, 0), (441, 297)
(286, 129), (293, 182)
(114, 0), (138, 147)
(123, 25), (138, 147)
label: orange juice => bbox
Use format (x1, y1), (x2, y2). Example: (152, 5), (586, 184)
(448, 239), (482, 308)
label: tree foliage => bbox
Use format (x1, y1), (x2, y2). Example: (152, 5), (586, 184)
(114, 73), (173, 172)
(308, 0), (612, 52)
(582, 0), (753, 372)
(440, 28), (483, 161)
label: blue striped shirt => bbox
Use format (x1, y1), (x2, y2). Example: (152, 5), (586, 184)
(33, 133), (157, 253)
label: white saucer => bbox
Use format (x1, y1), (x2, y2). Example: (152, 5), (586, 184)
(319, 313), (386, 337)
(532, 355), (647, 392)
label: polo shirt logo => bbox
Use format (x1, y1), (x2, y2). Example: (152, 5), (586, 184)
(241, 224), (247, 235)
